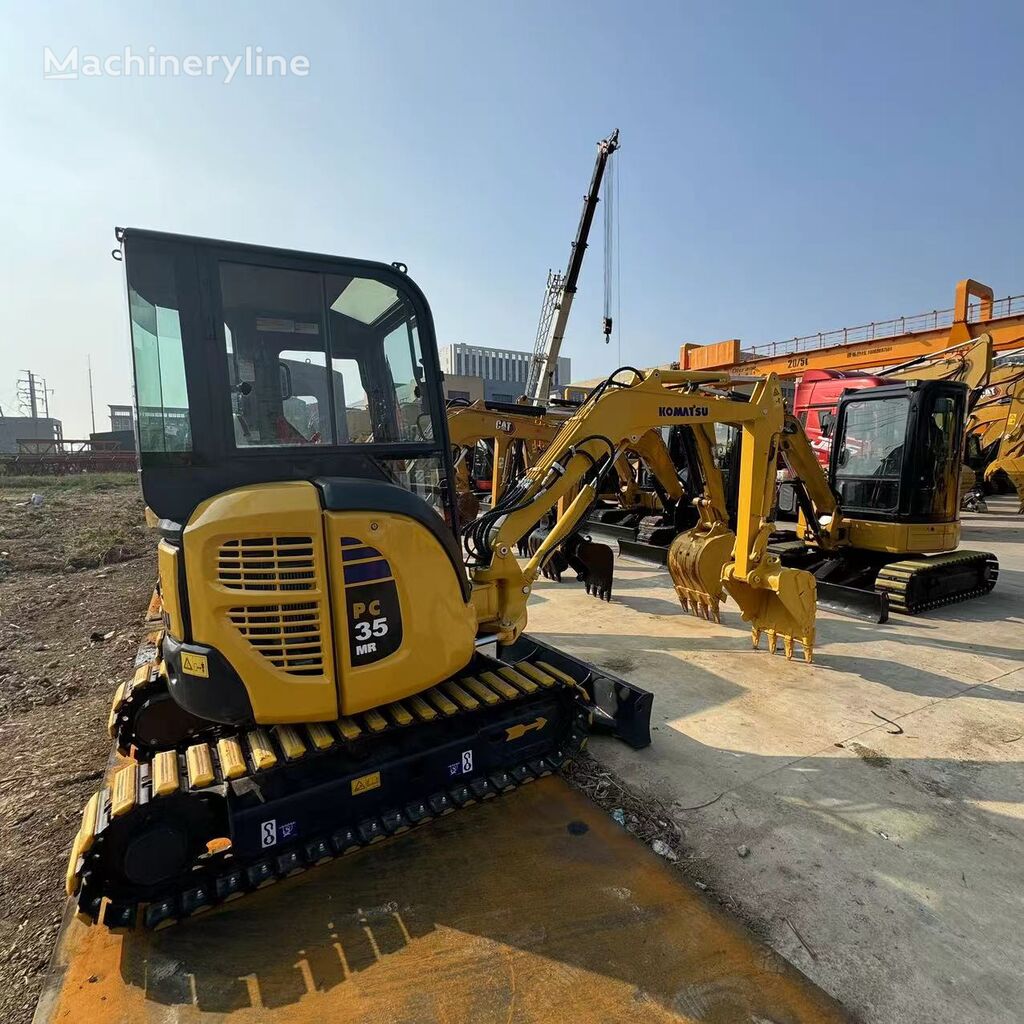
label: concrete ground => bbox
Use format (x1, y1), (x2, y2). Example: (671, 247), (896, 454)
(526, 496), (1024, 1024)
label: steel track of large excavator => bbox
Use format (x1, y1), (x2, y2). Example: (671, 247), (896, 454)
(68, 639), (651, 933)
(874, 549), (999, 613)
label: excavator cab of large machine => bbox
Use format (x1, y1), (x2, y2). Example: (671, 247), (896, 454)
(829, 379), (967, 524)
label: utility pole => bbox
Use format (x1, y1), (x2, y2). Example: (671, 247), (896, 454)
(88, 356), (96, 432)
(17, 370), (41, 418)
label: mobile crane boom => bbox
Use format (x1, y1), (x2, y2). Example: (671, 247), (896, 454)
(528, 129), (620, 401)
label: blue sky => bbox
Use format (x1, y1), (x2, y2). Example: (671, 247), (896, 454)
(1, 1), (1022, 435)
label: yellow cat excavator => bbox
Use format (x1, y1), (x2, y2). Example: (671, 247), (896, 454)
(65, 229), (816, 931)
(985, 378), (1024, 510)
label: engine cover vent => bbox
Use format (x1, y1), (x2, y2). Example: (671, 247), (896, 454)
(217, 536), (315, 592)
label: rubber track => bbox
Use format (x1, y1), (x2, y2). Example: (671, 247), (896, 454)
(875, 549), (998, 614)
(70, 659), (582, 931)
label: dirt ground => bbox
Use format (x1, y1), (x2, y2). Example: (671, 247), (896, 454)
(0, 476), (155, 1024)
(0, 475), (710, 1024)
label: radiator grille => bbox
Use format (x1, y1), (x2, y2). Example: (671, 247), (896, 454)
(217, 536), (315, 592)
(228, 602), (324, 675)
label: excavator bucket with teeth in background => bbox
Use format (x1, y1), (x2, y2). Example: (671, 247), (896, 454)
(565, 538), (614, 601)
(666, 521), (735, 622)
(523, 527), (615, 600)
(724, 560), (817, 663)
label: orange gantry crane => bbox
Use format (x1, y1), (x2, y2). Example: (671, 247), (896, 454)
(680, 278), (1024, 377)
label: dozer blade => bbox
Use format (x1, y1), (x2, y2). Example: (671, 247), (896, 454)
(565, 537), (614, 601)
(666, 522), (735, 622)
(816, 581), (888, 623)
(617, 537), (669, 567)
(724, 562), (817, 662)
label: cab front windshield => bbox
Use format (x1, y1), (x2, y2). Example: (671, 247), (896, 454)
(833, 396), (909, 512)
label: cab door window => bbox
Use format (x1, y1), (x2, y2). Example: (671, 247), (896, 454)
(220, 263), (332, 447)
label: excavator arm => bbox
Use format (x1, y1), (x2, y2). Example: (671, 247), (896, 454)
(466, 369), (819, 660)
(985, 379), (1024, 511)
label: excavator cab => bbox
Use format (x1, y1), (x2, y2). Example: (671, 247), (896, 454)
(122, 228), (486, 731)
(126, 229), (457, 526)
(778, 377), (997, 616)
(829, 380), (966, 540)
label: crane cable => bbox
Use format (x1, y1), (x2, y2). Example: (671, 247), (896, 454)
(602, 148), (617, 350)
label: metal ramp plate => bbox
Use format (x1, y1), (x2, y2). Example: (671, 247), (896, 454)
(35, 777), (850, 1023)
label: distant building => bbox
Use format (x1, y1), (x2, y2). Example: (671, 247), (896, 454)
(0, 416), (62, 454)
(108, 404), (133, 432)
(439, 344), (570, 403)
(440, 373), (485, 404)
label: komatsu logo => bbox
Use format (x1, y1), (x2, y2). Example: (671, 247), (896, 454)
(659, 405), (709, 418)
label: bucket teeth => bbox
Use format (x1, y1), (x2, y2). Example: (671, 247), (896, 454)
(247, 729), (278, 771)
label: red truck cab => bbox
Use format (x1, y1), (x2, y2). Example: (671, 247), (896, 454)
(793, 369), (889, 466)
(776, 369), (889, 519)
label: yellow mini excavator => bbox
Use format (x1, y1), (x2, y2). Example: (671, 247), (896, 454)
(65, 229), (818, 931)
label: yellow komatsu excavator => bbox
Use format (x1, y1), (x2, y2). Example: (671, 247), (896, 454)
(447, 399), (687, 592)
(568, 339), (1002, 621)
(66, 229), (810, 932)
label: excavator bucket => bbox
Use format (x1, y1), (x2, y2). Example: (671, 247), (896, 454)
(987, 457), (1024, 513)
(522, 524), (569, 581)
(524, 526), (614, 599)
(565, 537), (614, 600)
(724, 562), (817, 663)
(666, 522), (735, 622)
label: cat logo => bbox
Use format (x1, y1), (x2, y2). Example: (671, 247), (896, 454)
(351, 771), (381, 796)
(495, 418), (516, 434)
(181, 652), (209, 678)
